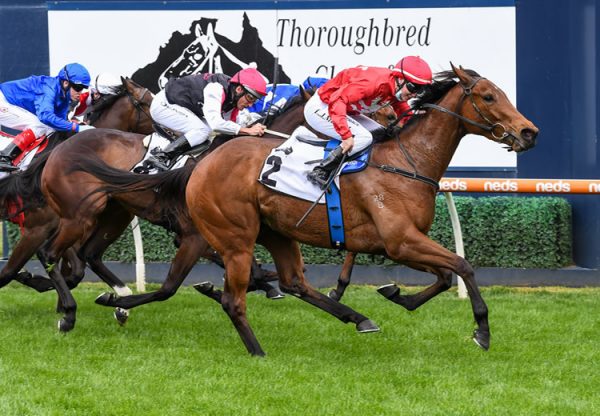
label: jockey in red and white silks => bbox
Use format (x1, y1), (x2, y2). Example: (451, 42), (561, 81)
(304, 56), (433, 189)
(147, 68), (268, 170)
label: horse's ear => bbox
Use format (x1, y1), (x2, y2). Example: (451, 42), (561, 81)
(450, 62), (472, 86)
(120, 76), (127, 86)
(299, 85), (311, 102)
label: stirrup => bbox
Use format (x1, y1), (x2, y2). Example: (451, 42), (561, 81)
(307, 167), (333, 189)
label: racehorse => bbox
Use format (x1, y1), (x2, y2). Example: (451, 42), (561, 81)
(180, 64), (539, 356)
(0, 78), (154, 297)
(11, 88), (311, 332)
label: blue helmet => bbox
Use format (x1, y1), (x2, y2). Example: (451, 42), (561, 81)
(58, 63), (91, 87)
(302, 76), (329, 91)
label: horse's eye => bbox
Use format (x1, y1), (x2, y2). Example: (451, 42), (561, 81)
(483, 94), (494, 103)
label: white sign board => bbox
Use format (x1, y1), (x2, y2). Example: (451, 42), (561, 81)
(48, 6), (517, 167)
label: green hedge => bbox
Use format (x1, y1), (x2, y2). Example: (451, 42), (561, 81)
(6, 196), (572, 268)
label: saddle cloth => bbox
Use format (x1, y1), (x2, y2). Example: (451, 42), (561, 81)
(131, 133), (190, 174)
(258, 126), (369, 203)
(0, 135), (41, 179)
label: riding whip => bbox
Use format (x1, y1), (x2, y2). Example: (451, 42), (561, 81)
(296, 153), (348, 228)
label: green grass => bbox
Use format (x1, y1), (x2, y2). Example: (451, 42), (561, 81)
(0, 284), (598, 415)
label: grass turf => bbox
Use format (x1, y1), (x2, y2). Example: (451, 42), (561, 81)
(0, 284), (598, 415)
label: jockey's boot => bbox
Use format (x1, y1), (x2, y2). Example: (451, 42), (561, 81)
(149, 134), (192, 171)
(307, 146), (344, 189)
(0, 129), (36, 172)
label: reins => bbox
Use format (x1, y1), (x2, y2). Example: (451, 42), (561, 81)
(422, 77), (517, 144)
(126, 87), (153, 132)
(371, 76), (518, 190)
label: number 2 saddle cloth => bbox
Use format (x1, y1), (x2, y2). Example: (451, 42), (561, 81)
(258, 126), (369, 204)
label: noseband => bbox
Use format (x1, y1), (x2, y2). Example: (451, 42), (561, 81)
(421, 77), (517, 144)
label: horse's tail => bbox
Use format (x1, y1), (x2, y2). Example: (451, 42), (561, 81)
(67, 154), (195, 217)
(0, 151), (50, 219)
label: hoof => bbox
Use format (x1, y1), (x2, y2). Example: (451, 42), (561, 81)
(377, 283), (400, 300)
(114, 308), (129, 326)
(327, 289), (341, 301)
(57, 318), (75, 332)
(356, 319), (380, 333)
(472, 329), (490, 351)
(193, 282), (214, 295)
(266, 287), (285, 300)
(95, 292), (116, 306)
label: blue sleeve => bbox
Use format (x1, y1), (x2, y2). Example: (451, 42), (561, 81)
(35, 84), (75, 132)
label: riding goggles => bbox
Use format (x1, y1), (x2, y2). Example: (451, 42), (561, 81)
(70, 83), (86, 92)
(405, 81), (426, 94)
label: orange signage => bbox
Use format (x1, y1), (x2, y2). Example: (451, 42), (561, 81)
(439, 178), (600, 194)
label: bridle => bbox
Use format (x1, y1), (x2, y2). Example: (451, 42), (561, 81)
(369, 76), (518, 190)
(126, 87), (153, 132)
(421, 77), (517, 144)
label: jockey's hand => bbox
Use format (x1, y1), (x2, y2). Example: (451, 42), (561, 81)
(340, 136), (354, 154)
(240, 123), (266, 136)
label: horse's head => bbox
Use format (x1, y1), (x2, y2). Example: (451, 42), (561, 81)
(122, 77), (154, 109)
(451, 63), (539, 152)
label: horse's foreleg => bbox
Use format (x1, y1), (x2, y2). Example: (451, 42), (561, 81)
(43, 218), (86, 332)
(0, 227), (53, 290)
(328, 252), (357, 301)
(96, 232), (206, 311)
(259, 230), (378, 333)
(382, 232), (489, 350)
(377, 265), (453, 311)
(220, 250), (265, 356)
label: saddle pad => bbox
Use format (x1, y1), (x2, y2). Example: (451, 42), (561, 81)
(131, 133), (188, 174)
(0, 135), (42, 177)
(258, 126), (370, 203)
(258, 127), (342, 203)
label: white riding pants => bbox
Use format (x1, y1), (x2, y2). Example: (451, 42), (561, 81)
(303, 91), (382, 156)
(0, 91), (55, 137)
(149, 90), (211, 146)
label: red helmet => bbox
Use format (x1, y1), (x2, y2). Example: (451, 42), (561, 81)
(230, 68), (267, 99)
(393, 56), (432, 85)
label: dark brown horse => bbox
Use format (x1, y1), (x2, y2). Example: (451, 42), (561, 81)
(0, 78), (154, 300)
(181, 65), (538, 356)
(16, 90), (311, 332)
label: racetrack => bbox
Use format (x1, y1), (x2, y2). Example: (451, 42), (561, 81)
(0, 284), (597, 415)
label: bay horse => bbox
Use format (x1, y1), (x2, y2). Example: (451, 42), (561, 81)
(16, 90), (311, 332)
(0, 78), (154, 301)
(181, 64), (538, 356)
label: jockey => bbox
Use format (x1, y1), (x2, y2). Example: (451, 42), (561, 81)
(0, 63), (93, 171)
(149, 67), (268, 170)
(73, 72), (123, 117)
(304, 56), (433, 189)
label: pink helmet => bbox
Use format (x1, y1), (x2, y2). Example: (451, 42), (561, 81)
(393, 56), (433, 85)
(230, 68), (267, 99)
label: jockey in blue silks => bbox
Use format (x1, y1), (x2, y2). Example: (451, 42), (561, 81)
(246, 75), (329, 115)
(0, 63), (92, 171)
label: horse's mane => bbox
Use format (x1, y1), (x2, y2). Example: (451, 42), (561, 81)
(86, 77), (149, 125)
(372, 68), (481, 143)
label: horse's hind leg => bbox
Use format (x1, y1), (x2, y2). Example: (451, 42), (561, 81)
(328, 252), (356, 301)
(259, 229), (378, 333)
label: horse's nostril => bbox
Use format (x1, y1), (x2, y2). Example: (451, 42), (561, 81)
(521, 128), (538, 141)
